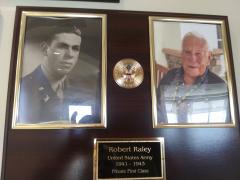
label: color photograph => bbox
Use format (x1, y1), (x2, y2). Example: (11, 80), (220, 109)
(149, 16), (237, 128)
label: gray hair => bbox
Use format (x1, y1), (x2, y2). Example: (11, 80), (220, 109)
(182, 31), (209, 50)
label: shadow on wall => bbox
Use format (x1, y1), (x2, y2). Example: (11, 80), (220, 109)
(0, 15), (2, 46)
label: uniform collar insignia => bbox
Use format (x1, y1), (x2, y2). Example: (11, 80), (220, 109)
(43, 94), (50, 103)
(38, 86), (45, 91)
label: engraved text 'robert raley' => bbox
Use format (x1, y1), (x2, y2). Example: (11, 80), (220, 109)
(108, 146), (152, 153)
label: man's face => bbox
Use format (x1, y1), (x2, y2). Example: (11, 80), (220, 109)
(45, 32), (81, 78)
(181, 36), (210, 81)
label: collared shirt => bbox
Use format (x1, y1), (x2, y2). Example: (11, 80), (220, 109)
(41, 64), (66, 99)
(162, 67), (215, 86)
(157, 67), (230, 124)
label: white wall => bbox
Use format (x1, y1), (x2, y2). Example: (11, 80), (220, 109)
(154, 21), (182, 66)
(153, 22), (220, 66)
(1, 0), (240, 176)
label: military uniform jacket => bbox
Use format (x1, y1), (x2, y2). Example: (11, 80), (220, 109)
(17, 66), (73, 123)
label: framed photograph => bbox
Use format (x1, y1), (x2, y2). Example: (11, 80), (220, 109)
(149, 15), (237, 128)
(11, 9), (107, 129)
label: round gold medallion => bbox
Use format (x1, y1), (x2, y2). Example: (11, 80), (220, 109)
(113, 58), (144, 89)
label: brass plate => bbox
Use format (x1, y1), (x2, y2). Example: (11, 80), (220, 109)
(113, 58), (144, 89)
(93, 138), (166, 180)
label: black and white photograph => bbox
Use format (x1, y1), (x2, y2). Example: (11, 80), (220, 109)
(149, 16), (237, 128)
(12, 11), (107, 129)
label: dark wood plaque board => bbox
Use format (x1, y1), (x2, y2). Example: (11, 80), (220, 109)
(2, 6), (240, 180)
(53, 0), (120, 2)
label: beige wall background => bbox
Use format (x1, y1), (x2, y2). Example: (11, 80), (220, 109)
(1, 0), (240, 176)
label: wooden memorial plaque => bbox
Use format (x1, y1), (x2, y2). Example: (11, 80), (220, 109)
(1, 6), (239, 180)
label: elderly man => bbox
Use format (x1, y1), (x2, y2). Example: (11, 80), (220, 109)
(18, 23), (95, 124)
(157, 32), (230, 124)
